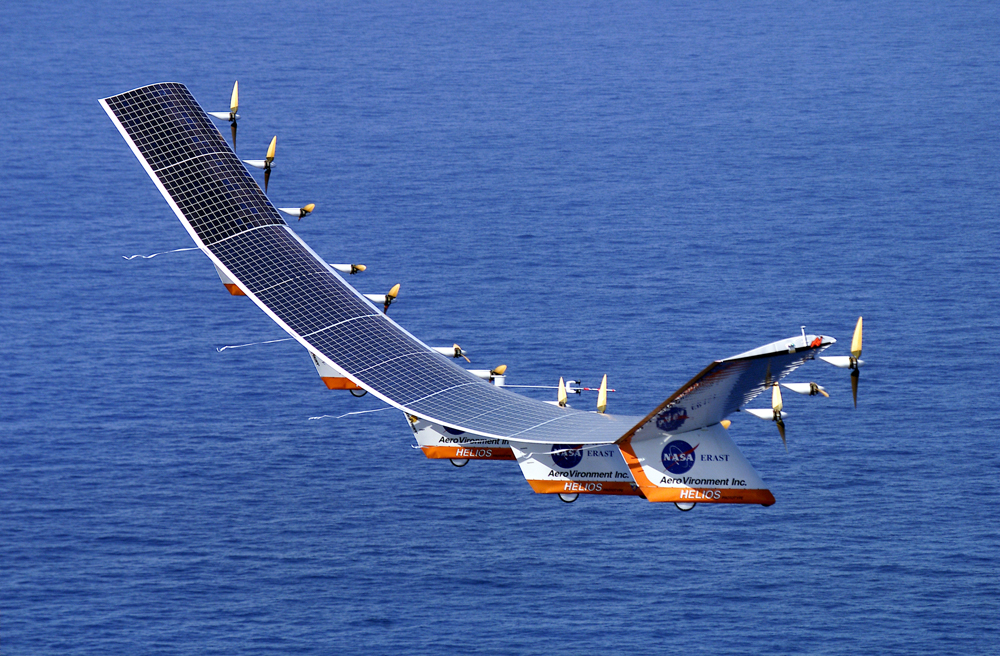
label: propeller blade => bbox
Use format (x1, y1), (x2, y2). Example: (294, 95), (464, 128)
(491, 364), (507, 377)
(264, 167), (270, 193)
(557, 377), (567, 408)
(851, 316), (863, 359)
(266, 135), (277, 163)
(776, 417), (787, 451)
(720, 420), (731, 429)
(596, 374), (608, 414)
(299, 203), (315, 220)
(351, 264), (366, 274)
(851, 368), (859, 409)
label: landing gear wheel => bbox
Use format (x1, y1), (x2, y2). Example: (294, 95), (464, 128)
(349, 389), (367, 397)
(450, 458), (469, 467)
(558, 493), (579, 503)
(674, 502), (696, 512)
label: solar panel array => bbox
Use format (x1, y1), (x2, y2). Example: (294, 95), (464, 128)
(103, 84), (284, 244)
(102, 82), (639, 444)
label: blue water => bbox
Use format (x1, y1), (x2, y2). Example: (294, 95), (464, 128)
(3, 1), (999, 653)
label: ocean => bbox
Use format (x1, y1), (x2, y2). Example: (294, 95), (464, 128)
(2, 1), (998, 653)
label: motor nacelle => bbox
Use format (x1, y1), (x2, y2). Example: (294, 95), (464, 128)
(332, 264), (366, 275)
(468, 365), (507, 386)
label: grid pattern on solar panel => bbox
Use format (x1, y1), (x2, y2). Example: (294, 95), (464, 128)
(104, 83), (283, 245)
(102, 83), (643, 444)
(402, 376), (639, 441)
(211, 227), (375, 334)
(212, 229), (637, 441)
(208, 227), (633, 441)
(103, 83), (229, 168)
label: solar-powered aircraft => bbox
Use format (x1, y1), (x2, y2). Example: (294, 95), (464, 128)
(101, 83), (865, 511)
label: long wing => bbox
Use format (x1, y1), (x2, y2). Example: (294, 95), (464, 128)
(101, 82), (638, 444)
(618, 334), (836, 443)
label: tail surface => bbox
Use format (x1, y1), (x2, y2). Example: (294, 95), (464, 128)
(509, 441), (642, 499)
(619, 423), (775, 505)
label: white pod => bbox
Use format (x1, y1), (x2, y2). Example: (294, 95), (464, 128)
(331, 264), (366, 275)
(744, 408), (788, 421)
(781, 382), (828, 396)
(467, 369), (505, 386)
(820, 356), (864, 369)
(432, 346), (469, 359)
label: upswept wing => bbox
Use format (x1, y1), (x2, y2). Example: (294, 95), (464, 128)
(619, 334), (836, 443)
(101, 82), (639, 444)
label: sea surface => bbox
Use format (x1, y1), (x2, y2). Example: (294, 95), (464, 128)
(2, 1), (999, 654)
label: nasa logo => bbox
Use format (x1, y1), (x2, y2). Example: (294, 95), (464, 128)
(551, 444), (584, 469)
(443, 426), (465, 436)
(656, 406), (689, 432)
(661, 440), (698, 475)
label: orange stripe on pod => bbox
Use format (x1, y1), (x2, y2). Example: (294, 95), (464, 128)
(527, 480), (642, 496)
(420, 446), (515, 461)
(224, 283), (246, 296)
(618, 436), (773, 504)
(320, 377), (364, 390)
(644, 486), (775, 505)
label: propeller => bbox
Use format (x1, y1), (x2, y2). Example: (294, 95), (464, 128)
(208, 81), (239, 148)
(773, 383), (787, 450)
(331, 264), (366, 275)
(263, 136), (275, 192)
(453, 344), (471, 362)
(744, 383), (789, 450)
(557, 377), (568, 408)
(596, 374), (608, 414)
(242, 136), (276, 192)
(820, 316), (864, 407)
(362, 283), (400, 313)
(383, 283), (400, 313)
(850, 316), (863, 408)
(781, 382), (830, 397)
(278, 203), (315, 221)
